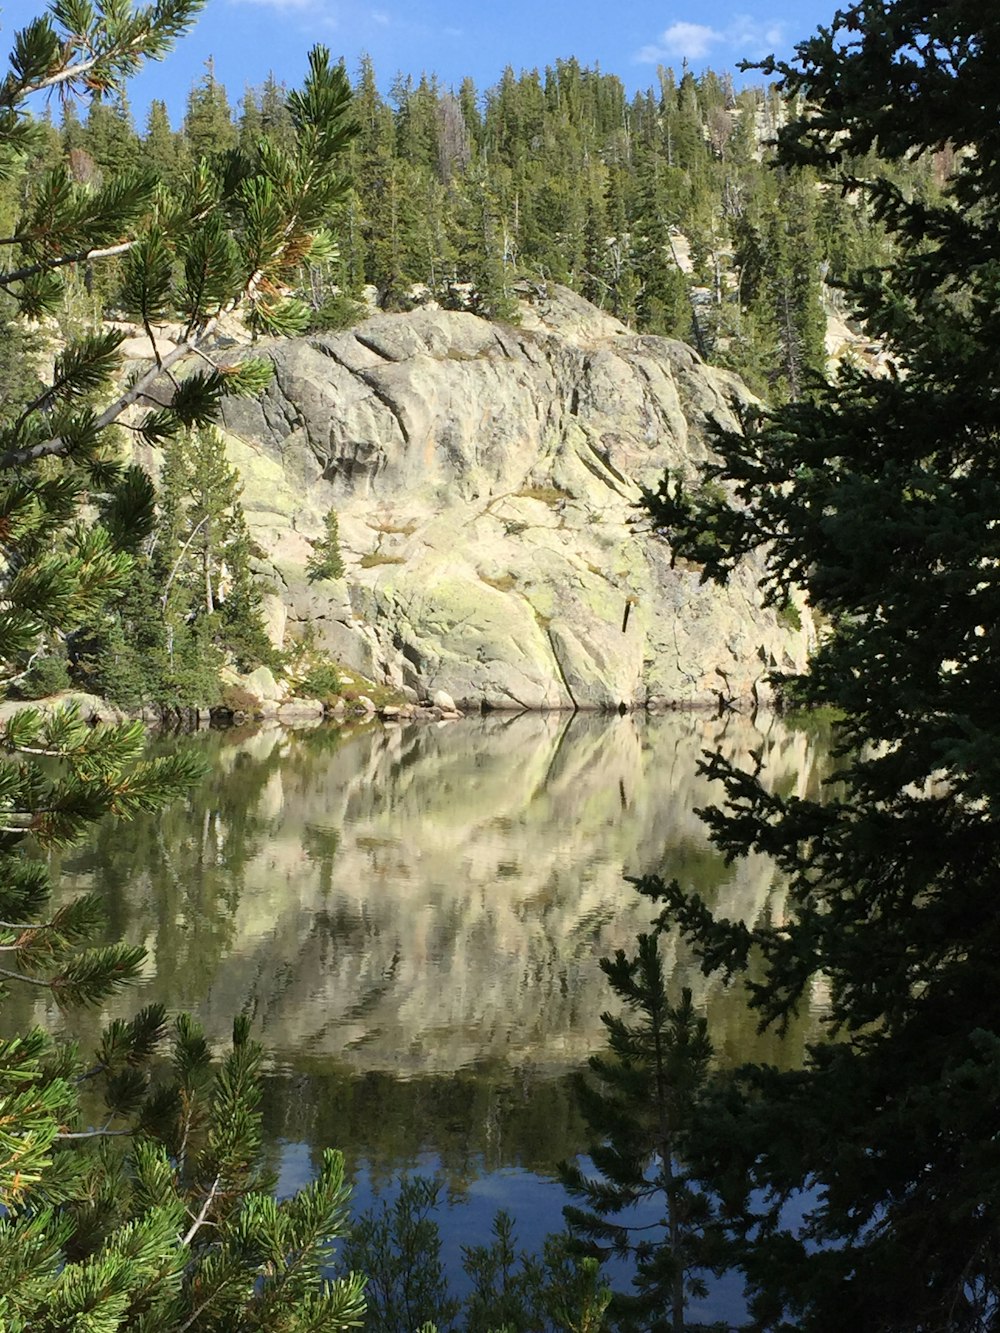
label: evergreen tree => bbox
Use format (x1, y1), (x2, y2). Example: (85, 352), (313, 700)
(351, 56), (420, 307)
(258, 72), (297, 152)
(561, 935), (715, 1333)
(238, 82), (264, 152)
(182, 55), (236, 158)
(83, 95), (139, 178)
(454, 165), (518, 319)
(457, 75), (481, 146)
(142, 98), (181, 183)
(640, 4), (1000, 1327)
(631, 158), (691, 341)
(603, 164), (640, 325)
(0, 4), (365, 1324)
(149, 426), (274, 687)
(307, 506), (346, 582)
(59, 97), (86, 154)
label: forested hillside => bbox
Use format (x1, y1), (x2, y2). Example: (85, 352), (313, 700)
(11, 54), (942, 402)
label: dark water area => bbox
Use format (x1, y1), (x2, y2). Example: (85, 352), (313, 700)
(15, 710), (834, 1323)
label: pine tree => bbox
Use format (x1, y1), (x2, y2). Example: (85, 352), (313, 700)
(83, 95), (139, 179)
(307, 506), (346, 582)
(156, 425), (274, 674)
(142, 98), (181, 183)
(640, 4), (1000, 1327)
(0, 4), (365, 1324)
(59, 98), (86, 154)
(631, 158), (691, 341)
(454, 166), (518, 320)
(182, 55), (236, 159)
(561, 935), (715, 1333)
(258, 72), (297, 152)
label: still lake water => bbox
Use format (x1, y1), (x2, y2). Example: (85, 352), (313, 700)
(22, 710), (832, 1322)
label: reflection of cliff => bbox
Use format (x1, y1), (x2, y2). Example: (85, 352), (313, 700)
(30, 714), (830, 1073)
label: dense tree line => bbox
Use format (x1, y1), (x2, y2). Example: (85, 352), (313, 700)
(9, 51), (940, 405)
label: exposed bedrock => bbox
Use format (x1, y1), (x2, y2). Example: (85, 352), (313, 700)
(220, 285), (811, 709)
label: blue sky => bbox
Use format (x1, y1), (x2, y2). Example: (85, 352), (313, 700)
(5, 0), (838, 125)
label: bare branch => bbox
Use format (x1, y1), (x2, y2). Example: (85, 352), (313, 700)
(1, 241), (137, 289)
(160, 514), (210, 610)
(0, 964), (53, 988)
(182, 1174), (222, 1246)
(54, 1125), (133, 1140)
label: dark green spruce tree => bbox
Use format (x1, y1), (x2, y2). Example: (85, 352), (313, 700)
(640, 3), (1000, 1328)
(0, 2), (365, 1325)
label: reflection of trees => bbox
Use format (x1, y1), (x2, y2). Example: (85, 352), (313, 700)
(51, 729), (295, 1010)
(15, 713), (831, 1080)
(260, 1064), (589, 1188)
(302, 825), (341, 897)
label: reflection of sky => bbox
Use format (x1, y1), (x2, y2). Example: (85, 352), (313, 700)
(276, 1140), (752, 1325)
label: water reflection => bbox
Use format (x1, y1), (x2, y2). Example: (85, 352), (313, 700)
(20, 710), (830, 1081)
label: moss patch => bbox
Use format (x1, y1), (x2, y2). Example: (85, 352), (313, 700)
(360, 553), (407, 569)
(514, 484), (572, 506)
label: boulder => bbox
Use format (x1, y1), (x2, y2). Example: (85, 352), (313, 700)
(240, 666), (283, 703)
(276, 698), (325, 721)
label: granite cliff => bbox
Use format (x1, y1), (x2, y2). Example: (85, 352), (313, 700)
(217, 285), (810, 709)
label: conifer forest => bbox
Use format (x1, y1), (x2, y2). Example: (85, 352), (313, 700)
(1, 1), (999, 1329)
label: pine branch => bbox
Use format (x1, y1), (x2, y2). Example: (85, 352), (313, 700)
(14, 51), (105, 97)
(0, 327), (213, 470)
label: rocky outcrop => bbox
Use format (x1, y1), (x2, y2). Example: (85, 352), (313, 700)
(220, 286), (811, 709)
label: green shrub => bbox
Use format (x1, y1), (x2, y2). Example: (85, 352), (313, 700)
(216, 684), (259, 718)
(297, 662), (344, 701)
(777, 598), (803, 632)
(306, 291), (366, 332)
(359, 552), (405, 568)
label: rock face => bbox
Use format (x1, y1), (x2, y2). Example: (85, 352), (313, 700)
(221, 285), (810, 709)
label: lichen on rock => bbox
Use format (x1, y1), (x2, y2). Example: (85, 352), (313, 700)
(220, 285), (812, 709)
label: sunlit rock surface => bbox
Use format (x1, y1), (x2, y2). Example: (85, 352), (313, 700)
(220, 287), (811, 709)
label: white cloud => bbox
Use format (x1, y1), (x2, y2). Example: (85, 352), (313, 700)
(230, 0), (326, 12)
(726, 15), (785, 57)
(636, 13), (785, 64)
(370, 9), (390, 25)
(642, 20), (721, 62)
